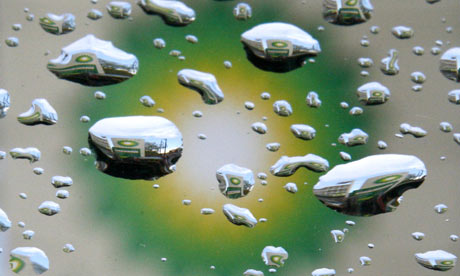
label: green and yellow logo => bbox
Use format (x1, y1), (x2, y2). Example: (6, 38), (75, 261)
(76, 55), (93, 63)
(374, 175), (402, 184)
(271, 41), (288, 48)
(9, 256), (25, 273)
(117, 140), (139, 147)
(230, 177), (241, 185)
(345, 0), (358, 6)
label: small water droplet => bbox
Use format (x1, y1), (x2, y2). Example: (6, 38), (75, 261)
(38, 201), (60, 216)
(261, 246), (288, 267)
(223, 204), (257, 228)
(140, 95), (155, 107)
(178, 69), (224, 104)
(392, 26), (414, 39)
(106, 1), (132, 19)
(233, 3), (252, 20)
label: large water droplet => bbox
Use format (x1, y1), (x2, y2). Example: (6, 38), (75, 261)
(217, 164), (254, 199)
(38, 201), (61, 216)
(51, 176), (73, 188)
(306, 91), (322, 107)
(17, 99), (58, 126)
(273, 100), (293, 117)
(440, 47), (460, 81)
(10, 147), (41, 163)
(400, 123), (427, 138)
(448, 89), (460, 104)
(415, 250), (457, 271)
(391, 26), (414, 39)
(330, 230), (345, 243)
(177, 69), (224, 104)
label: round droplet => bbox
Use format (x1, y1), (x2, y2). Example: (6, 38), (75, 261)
(63, 244), (75, 253)
(359, 256), (372, 266)
(87, 9), (103, 20)
(413, 46), (425, 56)
(431, 46), (441, 55)
(370, 25), (380, 34)
(323, 0), (373, 25)
(79, 147), (92, 156)
(224, 61), (232, 69)
(182, 199), (191, 206)
(56, 190), (70, 199)
(411, 72), (426, 84)
(12, 24), (22, 31)
(260, 92), (271, 100)
(349, 107), (363, 116)
(153, 38), (166, 49)
(80, 115), (90, 123)
(331, 230), (345, 243)
(252, 122), (267, 134)
(94, 91), (106, 100)
(357, 57), (373, 68)
(169, 50), (181, 57)
(33, 167), (44, 175)
(450, 235), (458, 242)
(62, 146), (72, 155)
(245, 101), (255, 110)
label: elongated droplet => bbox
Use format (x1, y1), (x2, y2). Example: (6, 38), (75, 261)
(138, 0), (195, 26)
(217, 164), (254, 199)
(9, 247), (49, 275)
(223, 204), (257, 228)
(415, 250), (457, 271)
(261, 246), (288, 267)
(177, 69), (224, 104)
(434, 203), (448, 214)
(200, 208), (215, 215)
(10, 147), (41, 163)
(270, 154), (329, 176)
(284, 183), (298, 193)
(312, 268), (336, 276)
(252, 122), (267, 134)
(18, 99), (58, 125)
(412, 232), (425, 241)
(400, 123), (427, 138)
(440, 48), (460, 81)
(338, 129), (368, 146)
(411, 72), (426, 84)
(39, 13), (75, 35)
(244, 269), (264, 276)
(314, 154), (426, 216)
(87, 9), (103, 20)
(51, 176), (73, 188)
(360, 256), (372, 266)
(448, 89), (460, 104)
(339, 151), (351, 161)
(391, 26), (414, 39)
(266, 142), (280, 152)
(5, 37), (19, 47)
(381, 49), (399, 75)
(140, 95), (155, 107)
(357, 57), (373, 68)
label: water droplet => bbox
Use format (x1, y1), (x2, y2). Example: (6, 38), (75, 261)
(284, 183), (298, 193)
(56, 190), (69, 199)
(381, 49), (399, 75)
(9, 247), (49, 274)
(177, 69), (224, 104)
(10, 147), (41, 163)
(338, 129), (368, 146)
(80, 115), (90, 123)
(453, 133), (460, 145)
(185, 34), (198, 44)
(261, 92), (271, 100)
(431, 46), (441, 55)
(446, 26), (453, 33)
(359, 256), (372, 266)
(339, 151), (351, 161)
(257, 173), (267, 180)
(306, 91), (322, 107)
(89, 116), (183, 180)
(62, 244), (75, 253)
(12, 24), (22, 31)
(139, 95), (155, 107)
(197, 133), (207, 140)
(182, 199), (191, 205)
(243, 269), (264, 276)
(138, 0), (195, 26)
(347, 268), (354, 273)
(0, 208), (12, 232)
(233, 3), (252, 20)
(413, 46), (425, 56)
(153, 184), (159, 189)
(79, 147), (92, 156)
(18, 222), (25, 228)
(410, 72), (426, 84)
(440, 122), (453, 132)
(357, 57), (373, 68)
(412, 232), (425, 241)
(434, 203), (448, 214)
(223, 204), (257, 228)
(33, 167), (44, 175)
(360, 39), (369, 47)
(5, 37), (19, 47)
(22, 230), (35, 240)
(330, 230), (345, 243)
(323, 0), (373, 25)
(272, 100), (292, 117)
(251, 122), (267, 134)
(0, 89), (10, 118)
(261, 246), (288, 267)
(217, 164), (254, 199)
(357, 82), (390, 105)
(340, 102), (349, 109)
(290, 124), (316, 140)
(62, 146), (72, 155)
(270, 154), (329, 176)
(415, 250), (457, 271)
(448, 89), (460, 104)
(349, 107), (363, 116)
(391, 26), (414, 39)
(314, 154), (427, 216)
(19, 193), (27, 199)
(259, 218), (267, 222)
(312, 268), (336, 276)
(48, 34), (138, 86)
(39, 13), (75, 35)
(38, 201), (61, 216)
(94, 91), (106, 100)
(266, 142), (280, 152)
(426, 0), (441, 3)
(400, 123), (427, 138)
(169, 50), (181, 57)
(192, 111), (202, 118)
(370, 25), (379, 34)
(153, 38), (166, 49)
(87, 9), (103, 20)
(17, 98), (58, 126)
(241, 23), (321, 72)
(200, 208), (215, 215)
(106, 1), (132, 19)
(245, 101), (255, 110)
(317, 25), (325, 32)
(26, 14), (35, 21)
(450, 234), (458, 242)
(224, 61), (232, 69)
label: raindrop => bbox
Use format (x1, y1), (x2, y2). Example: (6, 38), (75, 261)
(216, 164), (254, 199)
(370, 25), (379, 34)
(412, 232), (425, 241)
(345, 220), (355, 226)
(5, 37), (19, 47)
(18, 222), (25, 228)
(192, 111), (202, 117)
(200, 208), (215, 215)
(10, 147), (41, 163)
(106, 1), (132, 19)
(391, 26), (414, 39)
(412, 46), (424, 56)
(138, 0), (196, 26)
(450, 235), (458, 242)
(182, 199), (191, 205)
(314, 154), (427, 216)
(169, 50), (181, 57)
(338, 129), (368, 146)
(412, 85), (423, 92)
(243, 269), (264, 276)
(448, 89), (460, 104)
(261, 246), (288, 267)
(273, 100), (293, 116)
(400, 123), (427, 138)
(224, 61), (232, 69)
(340, 102), (349, 109)
(0, 151), (5, 160)
(440, 122), (452, 132)
(359, 256), (372, 266)
(306, 91), (322, 107)
(39, 13), (75, 35)
(22, 230), (35, 240)
(153, 38), (166, 49)
(56, 190), (69, 199)
(312, 268), (336, 276)
(266, 142), (280, 152)
(140, 95), (155, 107)
(0, 208), (12, 232)
(12, 24), (22, 31)
(33, 168), (44, 175)
(223, 204), (257, 228)
(284, 183), (298, 193)
(80, 115), (90, 123)
(245, 101), (255, 110)
(252, 122), (267, 134)
(89, 116), (183, 180)
(261, 92), (271, 100)
(185, 34), (198, 44)
(357, 57), (373, 68)
(48, 34), (138, 86)
(339, 151), (351, 161)
(0, 89), (10, 118)
(270, 154), (329, 176)
(434, 203), (448, 214)
(152, 184), (159, 189)
(233, 3), (252, 20)
(290, 124), (316, 140)
(360, 39), (369, 47)
(161, 257), (167, 262)
(411, 72), (426, 84)
(330, 230), (344, 243)
(322, 0), (373, 25)
(87, 9), (103, 20)
(62, 146), (72, 155)
(349, 107), (363, 116)
(9, 247), (49, 274)
(177, 69), (224, 104)
(26, 14), (35, 21)
(381, 49), (399, 75)
(453, 133), (460, 145)
(415, 250), (457, 271)
(38, 201), (61, 216)
(19, 193), (27, 199)
(94, 91), (106, 100)
(18, 98), (58, 126)
(431, 46), (441, 55)
(62, 244), (75, 253)
(357, 82), (390, 105)
(241, 23), (321, 72)
(347, 268), (354, 273)
(197, 133), (207, 140)
(79, 147), (91, 156)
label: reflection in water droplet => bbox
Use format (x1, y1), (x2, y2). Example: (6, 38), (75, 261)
(223, 204), (257, 228)
(9, 247), (49, 275)
(38, 201), (61, 216)
(39, 13), (75, 35)
(51, 176), (73, 188)
(434, 203), (448, 214)
(266, 142), (280, 152)
(412, 232), (425, 241)
(415, 250), (457, 271)
(233, 3), (252, 20)
(314, 154), (427, 216)
(291, 124), (316, 140)
(6, 37), (19, 47)
(431, 47), (441, 55)
(12, 24), (22, 31)
(411, 72), (426, 84)
(10, 147), (41, 163)
(391, 26), (414, 39)
(245, 101), (255, 110)
(48, 35), (138, 86)
(80, 147), (92, 156)
(413, 46), (424, 56)
(284, 183), (298, 193)
(33, 167), (44, 175)
(0, 208), (12, 232)
(439, 49), (460, 81)
(322, 0), (373, 25)
(359, 256), (372, 266)
(224, 61), (232, 69)
(261, 92), (271, 100)
(22, 230), (34, 240)
(94, 91), (106, 100)
(357, 57), (373, 68)
(106, 1), (132, 19)
(450, 234), (458, 242)
(349, 107), (363, 116)
(381, 49), (399, 75)
(80, 115), (90, 123)
(330, 230), (344, 243)
(216, 164), (255, 199)
(306, 91), (322, 108)
(63, 244), (75, 253)
(18, 98), (58, 126)
(185, 34), (198, 44)
(138, 0), (196, 26)
(140, 95), (155, 107)
(261, 246), (288, 267)
(270, 154), (329, 176)
(338, 129), (368, 146)
(400, 123), (427, 138)
(241, 23), (321, 72)
(273, 100), (292, 117)
(440, 122), (452, 132)
(192, 110), (202, 118)
(56, 190), (69, 199)
(357, 82), (390, 105)
(153, 38), (166, 49)
(453, 133), (460, 145)
(251, 122), (267, 134)
(177, 69), (224, 104)
(89, 116), (183, 180)
(62, 146), (72, 155)
(312, 268), (336, 276)
(339, 151), (351, 161)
